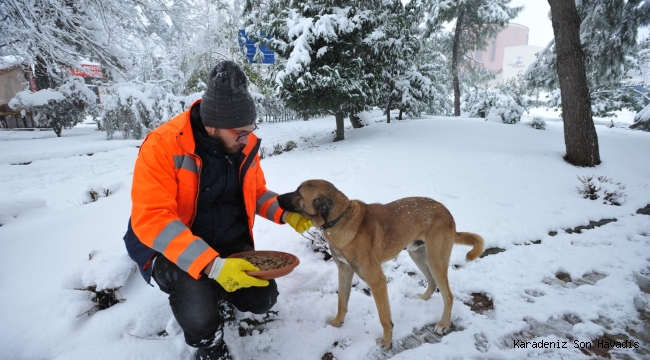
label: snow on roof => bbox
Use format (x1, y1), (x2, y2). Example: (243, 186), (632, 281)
(0, 56), (21, 71)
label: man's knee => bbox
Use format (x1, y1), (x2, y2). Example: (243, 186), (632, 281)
(178, 308), (224, 347)
(234, 281), (278, 314)
(249, 289), (278, 314)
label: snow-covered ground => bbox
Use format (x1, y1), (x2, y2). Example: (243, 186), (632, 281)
(0, 109), (649, 360)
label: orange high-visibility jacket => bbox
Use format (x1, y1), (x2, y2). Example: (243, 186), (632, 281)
(130, 100), (283, 279)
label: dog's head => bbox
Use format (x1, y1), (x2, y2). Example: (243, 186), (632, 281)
(277, 179), (349, 228)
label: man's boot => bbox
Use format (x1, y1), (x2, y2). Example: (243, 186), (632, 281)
(195, 340), (232, 360)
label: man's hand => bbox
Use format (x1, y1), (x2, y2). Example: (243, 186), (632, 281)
(284, 211), (313, 233)
(206, 257), (269, 292)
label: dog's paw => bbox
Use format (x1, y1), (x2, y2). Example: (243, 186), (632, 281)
(417, 286), (435, 300)
(376, 337), (392, 350)
(433, 322), (450, 335)
(329, 318), (344, 328)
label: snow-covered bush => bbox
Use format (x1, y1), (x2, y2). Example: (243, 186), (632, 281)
(302, 228), (331, 261)
(461, 87), (524, 124)
(461, 87), (499, 119)
(82, 181), (122, 204)
(489, 105), (525, 124)
(272, 143), (283, 156)
(528, 116), (546, 130)
(576, 175), (626, 206)
(100, 82), (199, 140)
(283, 140), (297, 152)
(259, 146), (268, 159)
(9, 76), (96, 137)
(260, 141), (298, 158)
(62, 250), (134, 317)
(630, 103), (650, 132)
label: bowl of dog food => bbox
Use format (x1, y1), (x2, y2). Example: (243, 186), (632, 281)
(228, 250), (300, 280)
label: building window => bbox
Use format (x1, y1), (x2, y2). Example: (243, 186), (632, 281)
(476, 50), (483, 62)
(490, 36), (497, 62)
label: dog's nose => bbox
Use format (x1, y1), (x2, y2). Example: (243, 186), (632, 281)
(277, 193), (294, 211)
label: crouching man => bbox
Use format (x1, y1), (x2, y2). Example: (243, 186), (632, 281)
(123, 61), (312, 360)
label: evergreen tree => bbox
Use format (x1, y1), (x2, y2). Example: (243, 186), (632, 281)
(374, 0), (449, 122)
(375, 0), (420, 122)
(423, 0), (522, 116)
(548, 0), (601, 167)
(249, 0), (383, 141)
(526, 0), (650, 117)
(418, 35), (454, 116)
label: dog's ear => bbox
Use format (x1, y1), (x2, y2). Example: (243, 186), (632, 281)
(313, 197), (333, 221)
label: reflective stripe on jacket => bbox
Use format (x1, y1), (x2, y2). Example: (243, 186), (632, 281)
(128, 100), (283, 281)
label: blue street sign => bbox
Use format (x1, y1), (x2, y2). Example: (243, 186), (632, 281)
(238, 30), (275, 64)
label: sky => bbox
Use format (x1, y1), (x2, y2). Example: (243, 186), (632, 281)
(402, 0), (555, 48)
(510, 0), (554, 47)
(0, 108), (649, 360)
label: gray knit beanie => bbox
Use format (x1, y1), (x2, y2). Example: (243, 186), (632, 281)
(200, 61), (257, 129)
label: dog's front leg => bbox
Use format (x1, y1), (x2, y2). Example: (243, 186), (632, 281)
(330, 259), (354, 328)
(365, 269), (393, 350)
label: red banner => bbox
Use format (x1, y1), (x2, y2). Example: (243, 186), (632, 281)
(67, 63), (106, 79)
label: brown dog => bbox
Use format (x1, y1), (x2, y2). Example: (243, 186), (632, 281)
(277, 180), (484, 349)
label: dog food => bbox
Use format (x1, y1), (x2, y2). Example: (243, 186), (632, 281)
(240, 253), (291, 271)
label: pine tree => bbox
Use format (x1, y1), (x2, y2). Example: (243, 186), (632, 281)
(423, 0), (522, 116)
(373, 0), (449, 122)
(526, 0), (650, 117)
(249, 0), (383, 141)
(548, 0), (601, 167)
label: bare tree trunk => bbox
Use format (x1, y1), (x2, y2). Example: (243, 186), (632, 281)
(386, 87), (393, 124)
(51, 117), (62, 137)
(548, 0), (601, 166)
(451, 7), (465, 117)
(398, 109), (403, 120)
(334, 111), (345, 141)
(349, 113), (364, 128)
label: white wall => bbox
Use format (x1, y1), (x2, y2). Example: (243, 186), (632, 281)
(502, 45), (544, 82)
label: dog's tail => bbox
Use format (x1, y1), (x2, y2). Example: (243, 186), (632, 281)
(455, 232), (485, 261)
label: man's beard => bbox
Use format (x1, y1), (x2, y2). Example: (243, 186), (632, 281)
(210, 132), (245, 154)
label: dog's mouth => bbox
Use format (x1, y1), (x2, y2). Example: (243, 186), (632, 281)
(277, 193), (295, 211)
(277, 192), (319, 218)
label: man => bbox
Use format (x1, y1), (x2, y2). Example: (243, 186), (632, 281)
(123, 60), (312, 360)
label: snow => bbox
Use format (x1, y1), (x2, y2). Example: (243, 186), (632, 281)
(8, 89), (65, 108)
(0, 109), (649, 360)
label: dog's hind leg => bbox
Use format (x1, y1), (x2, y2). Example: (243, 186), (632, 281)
(406, 240), (437, 300)
(330, 258), (355, 328)
(427, 232), (454, 335)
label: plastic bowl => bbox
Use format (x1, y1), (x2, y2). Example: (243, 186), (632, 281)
(228, 250), (300, 280)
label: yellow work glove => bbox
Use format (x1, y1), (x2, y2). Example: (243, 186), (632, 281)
(284, 211), (313, 233)
(207, 257), (269, 292)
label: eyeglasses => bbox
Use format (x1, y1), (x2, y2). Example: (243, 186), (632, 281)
(227, 124), (258, 142)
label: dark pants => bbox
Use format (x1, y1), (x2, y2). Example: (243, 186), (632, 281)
(152, 243), (278, 349)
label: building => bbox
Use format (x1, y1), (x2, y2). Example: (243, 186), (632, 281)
(0, 60), (37, 128)
(502, 45), (544, 82)
(1, 60), (108, 128)
(65, 62), (109, 104)
(472, 23), (529, 79)
(470, 23), (544, 84)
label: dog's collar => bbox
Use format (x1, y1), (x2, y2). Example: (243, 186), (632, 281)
(320, 206), (349, 230)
